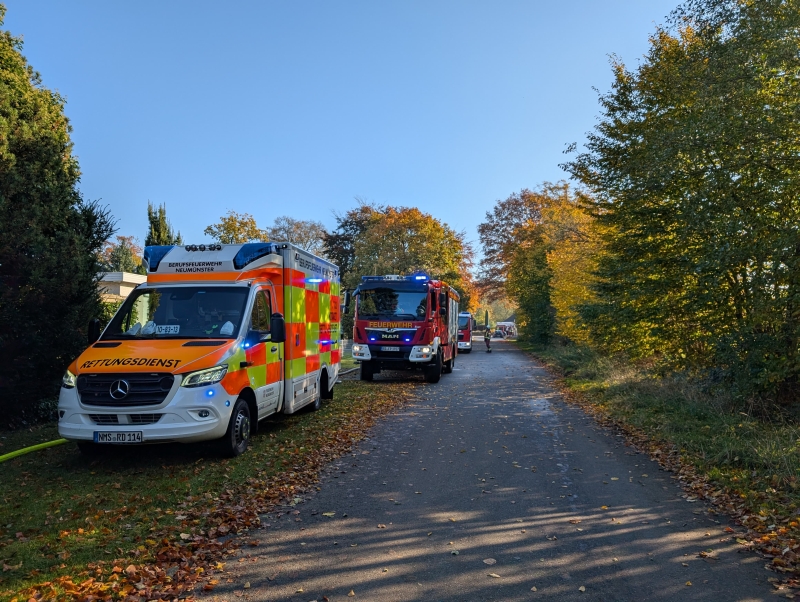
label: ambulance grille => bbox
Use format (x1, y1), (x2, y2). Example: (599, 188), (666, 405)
(89, 414), (119, 425)
(77, 373), (174, 407)
(129, 414), (163, 425)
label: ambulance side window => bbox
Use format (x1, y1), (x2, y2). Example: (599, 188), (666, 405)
(250, 291), (270, 333)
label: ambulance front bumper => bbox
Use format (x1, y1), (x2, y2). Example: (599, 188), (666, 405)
(57, 380), (234, 444)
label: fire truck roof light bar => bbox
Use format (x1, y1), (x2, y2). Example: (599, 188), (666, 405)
(361, 273), (429, 283)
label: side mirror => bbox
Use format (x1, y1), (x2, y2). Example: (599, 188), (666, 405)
(88, 318), (101, 345)
(439, 307), (446, 316)
(270, 313), (286, 343)
(439, 292), (447, 307)
(342, 290), (351, 315)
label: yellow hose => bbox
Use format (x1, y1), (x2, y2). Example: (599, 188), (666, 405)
(0, 438), (68, 463)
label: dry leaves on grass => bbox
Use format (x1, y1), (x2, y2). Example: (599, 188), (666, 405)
(10, 385), (413, 601)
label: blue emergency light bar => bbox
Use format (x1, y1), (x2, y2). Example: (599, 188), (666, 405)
(143, 245), (175, 272)
(361, 273), (429, 283)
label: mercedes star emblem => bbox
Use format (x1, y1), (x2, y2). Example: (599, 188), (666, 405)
(109, 379), (130, 400)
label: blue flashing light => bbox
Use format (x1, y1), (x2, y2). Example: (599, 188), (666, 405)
(225, 400), (231, 407)
(206, 389), (215, 397)
(233, 242), (278, 270)
(370, 337), (376, 341)
(317, 339), (331, 345)
(143, 245), (175, 272)
(307, 278), (324, 284)
(414, 275), (427, 280)
(404, 338), (411, 342)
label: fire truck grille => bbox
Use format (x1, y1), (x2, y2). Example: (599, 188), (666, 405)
(77, 373), (174, 407)
(458, 333), (465, 341)
(368, 345), (411, 361)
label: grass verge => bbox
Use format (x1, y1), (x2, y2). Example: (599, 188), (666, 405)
(516, 340), (800, 580)
(0, 379), (410, 600)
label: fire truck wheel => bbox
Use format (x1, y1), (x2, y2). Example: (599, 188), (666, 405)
(220, 397), (251, 457)
(360, 361), (374, 381)
(425, 352), (442, 383)
(443, 347), (455, 373)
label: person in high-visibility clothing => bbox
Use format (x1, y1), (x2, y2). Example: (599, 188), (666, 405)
(484, 329), (492, 352)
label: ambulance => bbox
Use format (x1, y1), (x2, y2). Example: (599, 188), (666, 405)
(58, 242), (342, 457)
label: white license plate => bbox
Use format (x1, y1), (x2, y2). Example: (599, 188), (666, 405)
(156, 324), (180, 335)
(93, 431), (143, 444)
(381, 346), (400, 352)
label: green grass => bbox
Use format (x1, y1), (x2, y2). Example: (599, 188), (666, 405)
(516, 340), (800, 519)
(0, 380), (404, 598)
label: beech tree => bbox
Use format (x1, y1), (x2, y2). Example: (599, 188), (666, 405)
(204, 210), (268, 244)
(564, 0), (800, 405)
(264, 215), (327, 255)
(0, 6), (115, 423)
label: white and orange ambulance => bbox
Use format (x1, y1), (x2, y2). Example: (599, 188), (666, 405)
(58, 242), (343, 456)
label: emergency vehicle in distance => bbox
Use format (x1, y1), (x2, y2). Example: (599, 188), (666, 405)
(58, 242), (343, 457)
(351, 274), (459, 383)
(457, 311), (476, 353)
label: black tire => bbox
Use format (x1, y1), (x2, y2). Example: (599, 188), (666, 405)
(308, 374), (323, 412)
(360, 361), (374, 382)
(443, 347), (455, 374)
(425, 352), (442, 383)
(321, 369), (334, 400)
(76, 441), (103, 456)
(220, 397), (251, 457)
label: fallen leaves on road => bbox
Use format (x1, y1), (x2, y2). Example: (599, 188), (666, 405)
(483, 558), (496, 565)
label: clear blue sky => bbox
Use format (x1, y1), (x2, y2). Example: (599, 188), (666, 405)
(4, 1), (677, 250)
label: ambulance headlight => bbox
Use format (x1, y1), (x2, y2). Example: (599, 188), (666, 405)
(61, 369), (77, 389)
(181, 365), (228, 388)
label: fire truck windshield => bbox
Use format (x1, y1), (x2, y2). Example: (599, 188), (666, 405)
(102, 286), (250, 340)
(458, 315), (471, 329)
(357, 288), (428, 320)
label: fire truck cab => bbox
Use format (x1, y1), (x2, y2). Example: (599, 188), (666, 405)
(457, 311), (475, 353)
(351, 274), (459, 383)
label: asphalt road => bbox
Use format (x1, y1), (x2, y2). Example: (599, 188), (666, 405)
(206, 339), (775, 602)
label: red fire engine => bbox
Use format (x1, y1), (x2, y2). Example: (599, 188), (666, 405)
(457, 311), (475, 353)
(351, 274), (459, 383)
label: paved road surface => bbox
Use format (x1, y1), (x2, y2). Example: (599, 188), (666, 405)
(207, 340), (774, 601)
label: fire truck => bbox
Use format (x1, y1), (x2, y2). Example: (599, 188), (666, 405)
(351, 274), (459, 383)
(457, 311), (476, 353)
(58, 242), (341, 457)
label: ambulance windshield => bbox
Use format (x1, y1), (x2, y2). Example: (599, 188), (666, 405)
(102, 286), (250, 340)
(357, 288), (428, 320)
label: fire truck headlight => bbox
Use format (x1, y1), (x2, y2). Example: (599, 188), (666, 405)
(352, 344), (364, 353)
(61, 369), (77, 389)
(420, 346), (431, 354)
(181, 365), (228, 388)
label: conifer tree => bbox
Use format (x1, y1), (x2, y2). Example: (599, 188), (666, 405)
(145, 201), (182, 246)
(0, 6), (115, 422)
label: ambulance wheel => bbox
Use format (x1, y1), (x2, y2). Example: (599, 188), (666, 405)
(77, 441), (102, 456)
(308, 373), (323, 412)
(425, 352), (442, 383)
(220, 397), (251, 457)
(360, 361), (374, 382)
